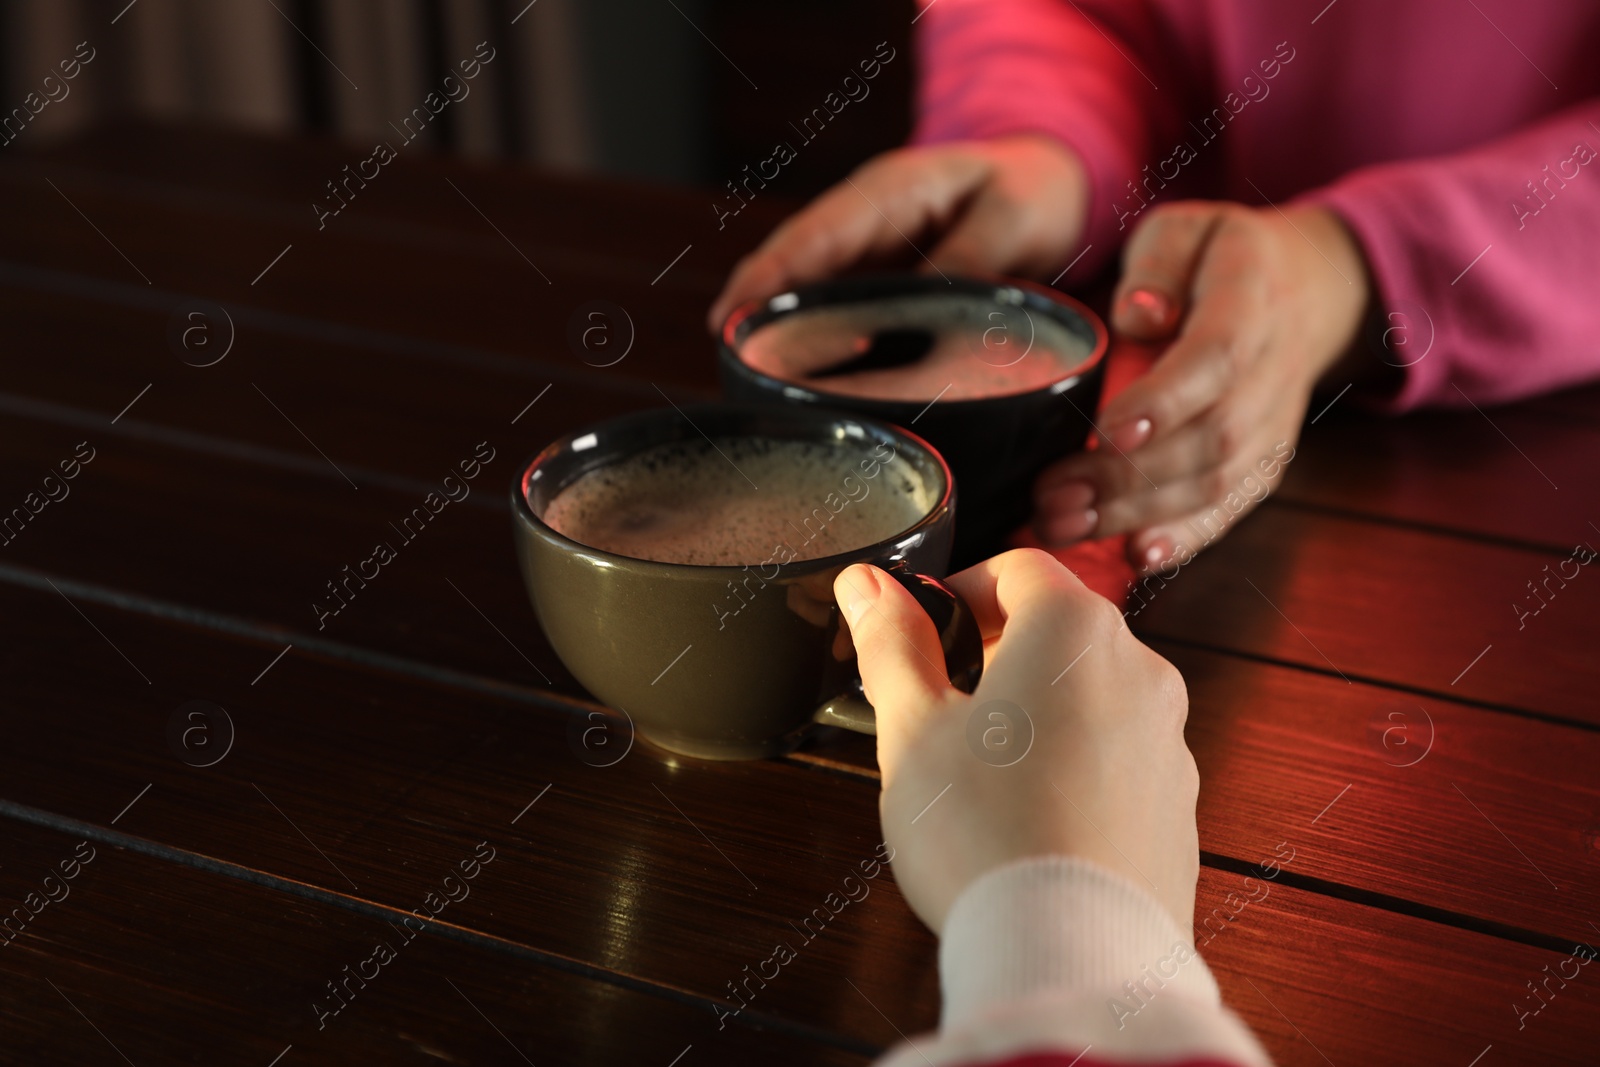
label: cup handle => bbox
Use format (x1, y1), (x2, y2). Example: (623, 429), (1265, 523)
(813, 563), (984, 735)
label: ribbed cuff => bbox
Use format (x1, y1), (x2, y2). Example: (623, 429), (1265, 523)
(939, 855), (1220, 1030)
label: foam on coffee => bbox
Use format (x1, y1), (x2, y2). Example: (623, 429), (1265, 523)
(542, 435), (933, 566)
(738, 293), (1094, 401)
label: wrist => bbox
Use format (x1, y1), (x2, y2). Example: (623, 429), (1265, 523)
(987, 133), (1090, 250)
(989, 131), (1086, 181)
(1278, 203), (1375, 388)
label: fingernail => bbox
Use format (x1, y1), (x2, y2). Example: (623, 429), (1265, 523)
(1100, 417), (1153, 453)
(1119, 288), (1174, 330)
(836, 565), (878, 623)
(1039, 478), (1096, 512)
(1140, 536), (1174, 572)
(1040, 508), (1098, 545)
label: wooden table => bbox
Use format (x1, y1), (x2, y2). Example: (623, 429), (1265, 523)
(2, 123), (1597, 1066)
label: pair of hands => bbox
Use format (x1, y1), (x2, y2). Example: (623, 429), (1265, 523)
(710, 135), (1373, 571)
(719, 136), (1374, 933)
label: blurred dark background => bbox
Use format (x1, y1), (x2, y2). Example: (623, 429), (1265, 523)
(0, 0), (916, 196)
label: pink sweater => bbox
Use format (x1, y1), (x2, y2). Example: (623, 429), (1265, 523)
(912, 0), (1600, 411)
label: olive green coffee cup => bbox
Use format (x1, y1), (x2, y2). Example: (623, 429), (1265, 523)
(512, 403), (982, 760)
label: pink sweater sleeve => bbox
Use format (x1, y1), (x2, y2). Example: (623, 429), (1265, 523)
(1300, 99), (1600, 411)
(912, 0), (1189, 286)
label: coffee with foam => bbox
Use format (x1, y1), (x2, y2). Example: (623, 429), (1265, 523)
(737, 293), (1094, 402)
(542, 435), (934, 566)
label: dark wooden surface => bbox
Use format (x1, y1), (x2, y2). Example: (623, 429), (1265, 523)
(2, 122), (1597, 1066)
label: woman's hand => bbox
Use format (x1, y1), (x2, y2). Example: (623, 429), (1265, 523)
(834, 549), (1199, 935)
(706, 135), (1089, 332)
(1032, 201), (1372, 571)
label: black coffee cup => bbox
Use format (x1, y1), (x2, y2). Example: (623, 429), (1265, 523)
(719, 274), (1109, 568)
(512, 403), (983, 760)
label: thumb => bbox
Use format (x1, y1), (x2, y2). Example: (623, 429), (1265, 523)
(835, 564), (951, 732)
(1111, 202), (1225, 340)
(922, 185), (1024, 277)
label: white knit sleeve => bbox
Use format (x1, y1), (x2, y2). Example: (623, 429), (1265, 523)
(874, 855), (1274, 1067)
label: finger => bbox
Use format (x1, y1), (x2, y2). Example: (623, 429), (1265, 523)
(1111, 202), (1226, 341)
(835, 564), (951, 722)
(946, 549), (1124, 699)
(1029, 468), (1099, 545)
(1083, 434), (1282, 542)
(943, 548), (1092, 641)
(1099, 228), (1271, 452)
(922, 184), (1026, 277)
(1032, 418), (1222, 546)
(1053, 476), (1210, 544)
(1125, 496), (1259, 574)
(922, 138), (1087, 279)
(705, 149), (989, 331)
(1125, 447), (1293, 571)
(1034, 390), (1270, 541)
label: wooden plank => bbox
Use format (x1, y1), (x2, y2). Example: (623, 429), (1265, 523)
(768, 639), (1600, 951)
(0, 404), (587, 698)
(10, 387), (1595, 730)
(1165, 642), (1600, 950)
(1196, 866), (1597, 1066)
(0, 579), (942, 1044)
(0, 156), (741, 394)
(0, 820), (869, 1065)
(21, 120), (794, 260)
(1284, 405), (1600, 550)
(7, 264), (1595, 575)
(1132, 505), (1600, 725)
(3, 814), (1592, 1065)
(1522, 380), (1600, 422)
(2, 563), (1597, 968)
(0, 366), (865, 776)
(9, 122), (766, 285)
(0, 283), (672, 499)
